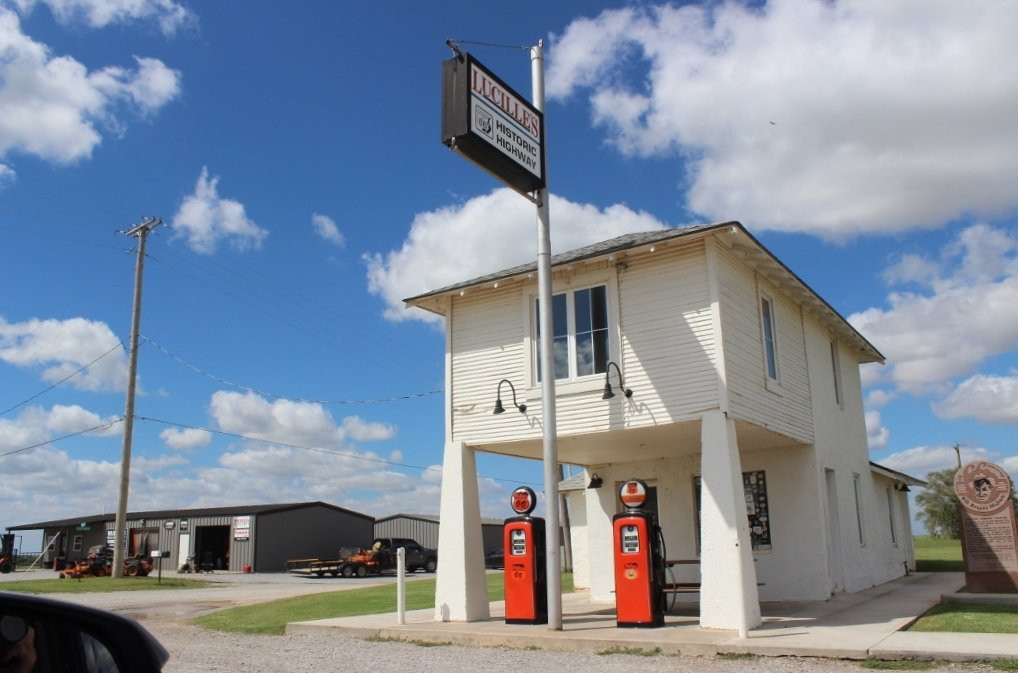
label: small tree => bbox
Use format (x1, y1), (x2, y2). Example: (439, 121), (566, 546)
(915, 468), (960, 538)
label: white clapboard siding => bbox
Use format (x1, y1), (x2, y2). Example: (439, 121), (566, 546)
(615, 240), (718, 424)
(449, 283), (530, 444)
(448, 240), (719, 445)
(716, 245), (814, 444)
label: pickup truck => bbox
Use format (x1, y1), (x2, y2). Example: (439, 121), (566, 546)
(286, 538), (437, 577)
(383, 537), (438, 573)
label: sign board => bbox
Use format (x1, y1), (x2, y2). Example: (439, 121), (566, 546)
(76, 522), (91, 532)
(954, 461), (1018, 592)
(442, 52), (545, 196)
(619, 479), (649, 510)
(150, 550), (171, 558)
(510, 486), (537, 516)
(233, 515), (251, 541)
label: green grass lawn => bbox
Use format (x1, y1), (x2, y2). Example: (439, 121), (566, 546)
(0, 576), (209, 593)
(910, 535), (1018, 634)
(193, 572), (574, 635)
(913, 536), (964, 572)
(910, 603), (1018, 634)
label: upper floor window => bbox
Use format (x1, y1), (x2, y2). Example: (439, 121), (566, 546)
(535, 284), (609, 381)
(830, 340), (843, 407)
(760, 295), (779, 381)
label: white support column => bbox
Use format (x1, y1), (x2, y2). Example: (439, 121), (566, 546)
(699, 410), (761, 636)
(433, 441), (489, 622)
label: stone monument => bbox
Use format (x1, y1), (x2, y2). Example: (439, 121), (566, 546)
(953, 461), (1018, 592)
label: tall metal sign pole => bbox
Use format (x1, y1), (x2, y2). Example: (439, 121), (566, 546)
(530, 39), (561, 631)
(440, 39), (559, 629)
(112, 216), (161, 578)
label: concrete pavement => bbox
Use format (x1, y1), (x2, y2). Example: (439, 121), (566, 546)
(287, 572), (1018, 662)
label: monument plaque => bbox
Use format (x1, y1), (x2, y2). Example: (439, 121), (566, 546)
(954, 461), (1018, 592)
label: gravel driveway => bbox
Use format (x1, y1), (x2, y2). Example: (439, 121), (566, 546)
(1, 570), (1001, 673)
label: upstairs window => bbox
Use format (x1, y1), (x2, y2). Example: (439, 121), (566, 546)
(830, 340), (843, 407)
(760, 296), (779, 381)
(535, 285), (609, 381)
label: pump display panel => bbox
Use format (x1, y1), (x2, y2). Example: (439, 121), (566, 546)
(510, 529), (527, 555)
(620, 524), (641, 554)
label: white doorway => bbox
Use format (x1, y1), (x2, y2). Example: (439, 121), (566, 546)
(178, 533), (190, 568)
(824, 468), (844, 594)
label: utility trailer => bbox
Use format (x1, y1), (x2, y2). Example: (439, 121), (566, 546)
(285, 547), (361, 577)
(286, 538), (437, 578)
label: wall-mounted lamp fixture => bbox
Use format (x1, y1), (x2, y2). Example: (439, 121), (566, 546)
(602, 361), (633, 400)
(493, 379), (526, 415)
(587, 473), (603, 489)
(895, 483), (911, 492)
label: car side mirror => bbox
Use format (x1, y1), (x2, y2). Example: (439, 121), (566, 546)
(1, 591), (168, 672)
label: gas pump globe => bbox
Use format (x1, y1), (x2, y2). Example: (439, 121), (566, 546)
(613, 478), (666, 627)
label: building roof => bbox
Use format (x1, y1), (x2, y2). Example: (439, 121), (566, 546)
(6, 501), (373, 531)
(870, 462), (928, 488)
(375, 512), (503, 527)
(403, 221), (883, 364)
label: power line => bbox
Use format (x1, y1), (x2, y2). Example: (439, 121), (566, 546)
(0, 418), (124, 459)
(0, 342), (125, 417)
(147, 236), (436, 369)
(143, 251), (439, 389)
(142, 335), (441, 405)
(136, 415), (535, 487)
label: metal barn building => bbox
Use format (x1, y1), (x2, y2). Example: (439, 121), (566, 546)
(8, 501), (373, 573)
(373, 513), (503, 553)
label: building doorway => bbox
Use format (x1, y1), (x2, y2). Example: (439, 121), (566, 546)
(193, 525), (230, 571)
(824, 468), (844, 594)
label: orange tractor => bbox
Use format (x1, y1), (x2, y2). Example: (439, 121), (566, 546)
(59, 545), (153, 579)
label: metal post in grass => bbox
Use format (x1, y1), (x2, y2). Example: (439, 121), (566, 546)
(396, 547), (406, 625)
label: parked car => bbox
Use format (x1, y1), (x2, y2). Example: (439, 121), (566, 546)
(484, 548), (504, 569)
(0, 591), (168, 672)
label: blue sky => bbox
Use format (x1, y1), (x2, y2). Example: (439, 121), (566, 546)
(2, 0), (1017, 548)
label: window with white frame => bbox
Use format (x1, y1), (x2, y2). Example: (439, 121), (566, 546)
(853, 474), (865, 546)
(886, 487), (898, 546)
(760, 295), (779, 381)
(535, 284), (610, 382)
(830, 340), (843, 407)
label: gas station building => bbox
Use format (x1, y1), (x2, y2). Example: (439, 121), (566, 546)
(404, 222), (924, 632)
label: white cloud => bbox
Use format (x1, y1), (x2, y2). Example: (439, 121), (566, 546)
(0, 7), (182, 165)
(159, 426), (212, 450)
(0, 316), (128, 391)
(865, 410), (888, 451)
(208, 390), (394, 448)
(864, 389), (894, 409)
(934, 374), (1018, 425)
(311, 212), (344, 247)
(0, 405), (120, 453)
(12, 0), (194, 34)
(880, 444), (993, 479)
(0, 163), (14, 185)
(850, 224), (1018, 394)
(547, 1), (1018, 237)
(170, 167), (268, 254)
(366, 188), (668, 323)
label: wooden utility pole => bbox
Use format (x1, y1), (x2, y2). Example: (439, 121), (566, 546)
(112, 217), (161, 578)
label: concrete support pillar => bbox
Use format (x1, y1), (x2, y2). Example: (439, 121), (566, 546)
(699, 410), (761, 636)
(433, 441), (490, 622)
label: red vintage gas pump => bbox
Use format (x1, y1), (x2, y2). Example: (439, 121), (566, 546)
(503, 486), (547, 624)
(613, 478), (666, 627)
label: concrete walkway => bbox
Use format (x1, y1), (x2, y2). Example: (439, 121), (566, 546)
(287, 572), (1018, 662)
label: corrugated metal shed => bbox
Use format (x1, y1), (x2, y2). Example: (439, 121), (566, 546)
(8, 501), (373, 573)
(374, 513), (504, 552)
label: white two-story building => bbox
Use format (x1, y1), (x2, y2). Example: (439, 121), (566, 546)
(405, 221), (923, 633)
